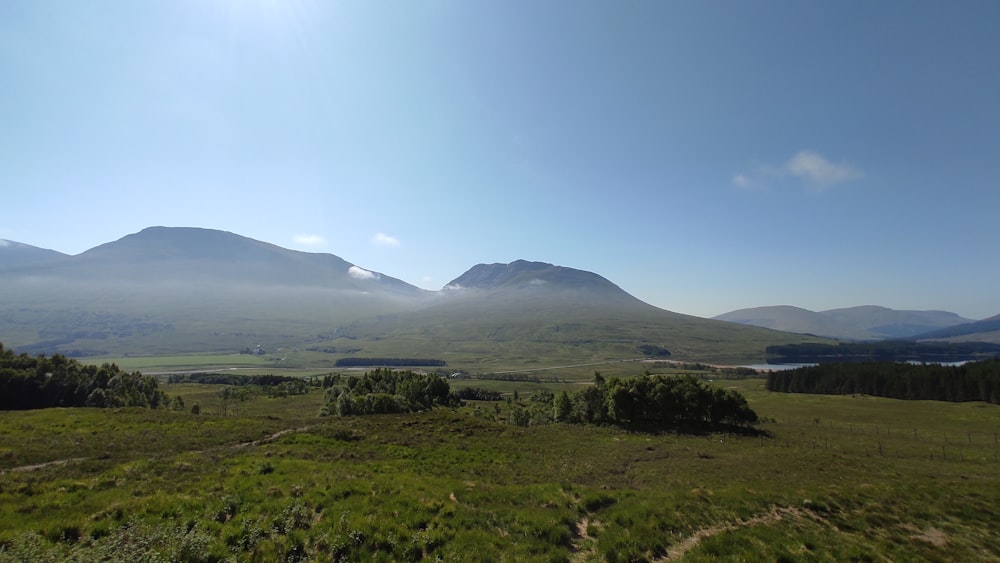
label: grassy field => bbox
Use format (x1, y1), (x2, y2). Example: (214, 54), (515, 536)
(1, 375), (998, 561)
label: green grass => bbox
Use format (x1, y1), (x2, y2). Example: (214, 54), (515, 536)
(1, 377), (998, 561)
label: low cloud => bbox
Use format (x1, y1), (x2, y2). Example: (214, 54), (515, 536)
(348, 266), (378, 280)
(785, 150), (863, 188)
(0, 239), (10, 247)
(733, 150), (863, 191)
(372, 232), (401, 247)
(293, 234), (326, 247)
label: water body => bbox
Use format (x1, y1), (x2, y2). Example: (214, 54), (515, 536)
(744, 360), (973, 371)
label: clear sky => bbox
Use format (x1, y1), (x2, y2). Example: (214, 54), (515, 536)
(2, 1), (998, 320)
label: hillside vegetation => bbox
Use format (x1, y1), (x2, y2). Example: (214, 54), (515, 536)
(1, 371), (998, 561)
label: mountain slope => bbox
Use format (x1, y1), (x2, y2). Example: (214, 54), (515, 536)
(0, 227), (429, 355)
(912, 313), (1000, 344)
(0, 239), (68, 270)
(25, 226), (420, 294)
(327, 261), (828, 366)
(0, 229), (828, 363)
(715, 305), (973, 340)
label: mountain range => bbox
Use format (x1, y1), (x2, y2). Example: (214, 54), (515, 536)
(1, 227), (995, 364)
(713, 305), (982, 341)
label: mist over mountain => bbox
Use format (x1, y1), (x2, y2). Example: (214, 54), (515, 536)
(0, 227), (429, 356)
(715, 305), (974, 341)
(0, 226), (826, 362)
(12, 226), (422, 295)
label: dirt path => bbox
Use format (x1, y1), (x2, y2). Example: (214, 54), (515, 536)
(3, 457), (87, 474)
(657, 506), (807, 561)
(232, 426), (312, 449)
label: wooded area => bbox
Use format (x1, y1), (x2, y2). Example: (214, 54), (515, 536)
(766, 358), (1000, 403)
(0, 343), (166, 409)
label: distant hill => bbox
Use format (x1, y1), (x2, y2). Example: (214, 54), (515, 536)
(327, 261), (826, 365)
(715, 305), (973, 340)
(19, 226), (422, 294)
(0, 227), (827, 363)
(447, 260), (635, 297)
(0, 239), (68, 270)
(911, 313), (1000, 344)
(0, 227), (430, 356)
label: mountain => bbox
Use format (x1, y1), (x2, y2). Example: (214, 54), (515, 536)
(0, 239), (68, 270)
(325, 261), (826, 365)
(911, 313), (1000, 344)
(0, 227), (827, 362)
(715, 305), (973, 340)
(0, 227), (429, 356)
(447, 260), (634, 296)
(14, 226), (420, 294)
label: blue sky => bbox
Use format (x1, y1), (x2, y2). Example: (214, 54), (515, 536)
(2, 1), (998, 319)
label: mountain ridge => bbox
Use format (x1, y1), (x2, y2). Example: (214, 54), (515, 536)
(715, 305), (975, 341)
(0, 239), (69, 270)
(9, 226), (982, 362)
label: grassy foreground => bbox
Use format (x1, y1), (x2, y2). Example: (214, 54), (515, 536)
(1, 378), (998, 561)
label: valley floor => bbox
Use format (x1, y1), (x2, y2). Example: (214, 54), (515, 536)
(1, 379), (998, 561)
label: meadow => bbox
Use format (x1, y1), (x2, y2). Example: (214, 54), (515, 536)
(1, 372), (998, 561)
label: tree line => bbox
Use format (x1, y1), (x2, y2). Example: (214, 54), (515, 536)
(551, 373), (759, 430)
(766, 341), (1000, 363)
(320, 368), (458, 416)
(0, 343), (166, 410)
(333, 357), (447, 367)
(765, 358), (1000, 403)
(167, 372), (301, 387)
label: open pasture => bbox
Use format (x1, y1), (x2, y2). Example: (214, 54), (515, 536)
(1, 376), (998, 561)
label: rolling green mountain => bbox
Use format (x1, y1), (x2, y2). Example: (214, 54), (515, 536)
(0, 227), (827, 364)
(715, 305), (973, 340)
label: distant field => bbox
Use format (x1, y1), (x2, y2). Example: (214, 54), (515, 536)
(89, 353), (274, 373)
(1, 374), (998, 561)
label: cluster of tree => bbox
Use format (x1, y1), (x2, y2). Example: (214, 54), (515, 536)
(469, 372), (562, 383)
(167, 372), (301, 387)
(766, 359), (1000, 403)
(549, 373), (758, 430)
(644, 362), (759, 379)
(766, 342), (1000, 364)
(638, 344), (672, 357)
(320, 369), (459, 416)
(454, 387), (503, 401)
(333, 358), (447, 367)
(0, 343), (166, 410)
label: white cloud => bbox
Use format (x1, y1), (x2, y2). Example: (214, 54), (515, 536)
(0, 239), (9, 247)
(348, 265), (378, 280)
(293, 233), (326, 246)
(785, 150), (863, 189)
(372, 232), (401, 247)
(733, 150), (863, 192)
